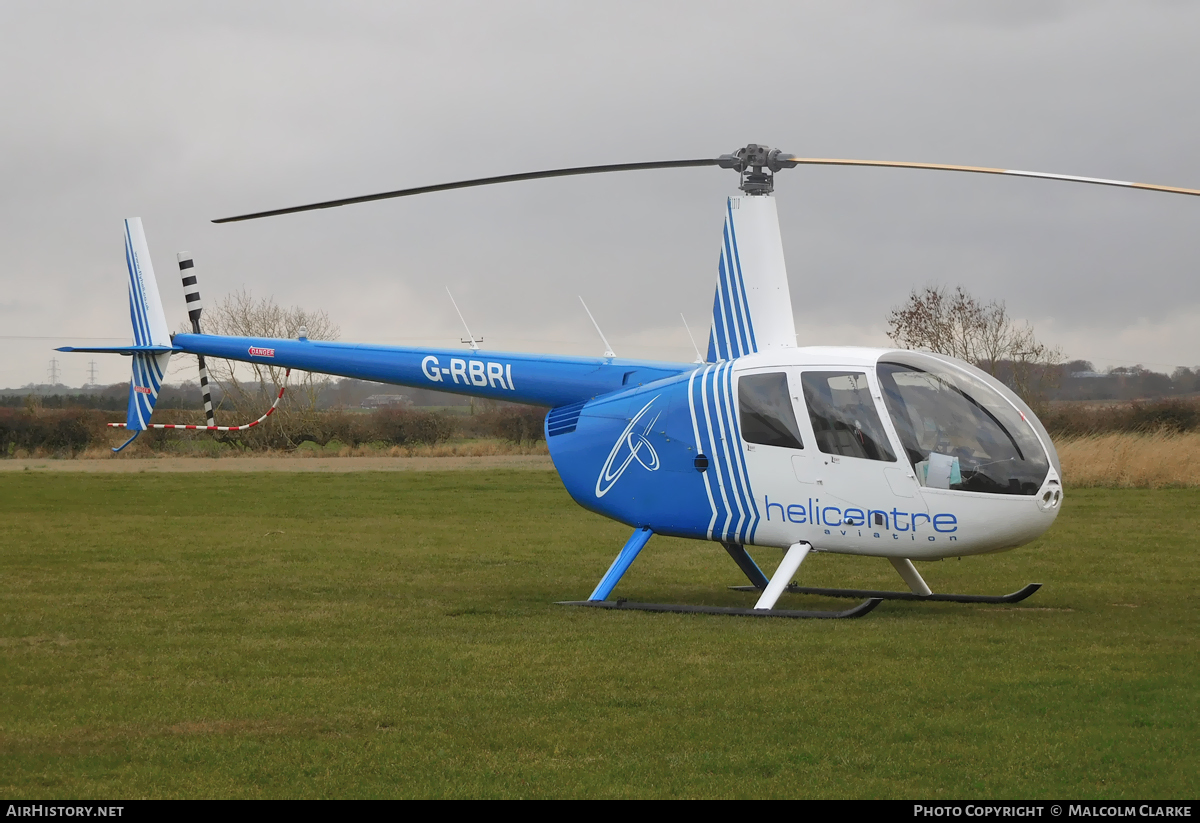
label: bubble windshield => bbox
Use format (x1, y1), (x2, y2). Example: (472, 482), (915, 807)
(876, 356), (1050, 495)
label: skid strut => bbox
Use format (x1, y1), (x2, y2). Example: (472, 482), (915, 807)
(561, 534), (880, 619)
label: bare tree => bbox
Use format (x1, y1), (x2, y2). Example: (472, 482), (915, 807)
(181, 289), (340, 444)
(886, 285), (1063, 407)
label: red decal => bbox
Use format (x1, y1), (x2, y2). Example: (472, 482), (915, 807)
(133, 385), (153, 395)
(248, 346), (276, 358)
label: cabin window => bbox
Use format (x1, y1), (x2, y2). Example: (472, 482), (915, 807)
(801, 371), (896, 462)
(738, 372), (804, 450)
(876, 360), (1049, 495)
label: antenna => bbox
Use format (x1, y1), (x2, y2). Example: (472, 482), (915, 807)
(680, 313), (705, 364)
(578, 296), (615, 358)
(47, 358), (61, 386)
(446, 287), (482, 350)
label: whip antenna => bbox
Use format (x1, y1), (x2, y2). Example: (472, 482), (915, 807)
(579, 296), (615, 358)
(681, 313), (704, 364)
(446, 287), (482, 350)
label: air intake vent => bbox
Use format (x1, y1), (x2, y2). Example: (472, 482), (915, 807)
(546, 401), (586, 437)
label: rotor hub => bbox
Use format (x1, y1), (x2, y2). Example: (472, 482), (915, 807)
(717, 144), (798, 195)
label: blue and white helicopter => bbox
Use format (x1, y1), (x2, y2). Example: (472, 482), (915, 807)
(60, 144), (1200, 618)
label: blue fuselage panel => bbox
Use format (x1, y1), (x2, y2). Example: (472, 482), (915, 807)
(546, 367), (749, 542)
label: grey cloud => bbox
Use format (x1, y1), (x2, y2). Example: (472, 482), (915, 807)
(2, 1), (1199, 388)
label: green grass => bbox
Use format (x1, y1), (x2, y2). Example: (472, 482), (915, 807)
(0, 472), (1196, 798)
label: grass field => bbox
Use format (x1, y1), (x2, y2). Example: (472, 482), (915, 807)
(1, 470), (1196, 799)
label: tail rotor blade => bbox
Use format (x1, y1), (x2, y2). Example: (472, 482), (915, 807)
(178, 252), (216, 427)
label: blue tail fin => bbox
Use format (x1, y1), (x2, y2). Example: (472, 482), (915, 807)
(121, 218), (173, 431)
(55, 218), (180, 449)
(705, 196), (796, 362)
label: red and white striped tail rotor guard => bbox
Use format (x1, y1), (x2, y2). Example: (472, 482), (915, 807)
(108, 369), (290, 432)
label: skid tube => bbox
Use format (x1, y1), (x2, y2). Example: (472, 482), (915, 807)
(557, 597), (882, 619)
(727, 582), (1042, 604)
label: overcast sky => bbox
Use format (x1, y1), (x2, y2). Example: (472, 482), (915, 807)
(3, 1), (1199, 388)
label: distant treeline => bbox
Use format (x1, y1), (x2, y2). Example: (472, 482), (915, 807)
(1039, 398), (1200, 438)
(0, 404), (548, 457)
(1053, 361), (1200, 402)
(0, 377), (471, 411)
(4, 396), (1200, 457)
(7, 364), (1198, 409)
(0, 392), (196, 411)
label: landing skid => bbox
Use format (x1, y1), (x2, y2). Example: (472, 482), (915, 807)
(557, 597), (882, 619)
(727, 582), (1042, 604)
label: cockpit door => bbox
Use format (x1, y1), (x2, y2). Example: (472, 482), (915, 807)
(790, 369), (928, 526)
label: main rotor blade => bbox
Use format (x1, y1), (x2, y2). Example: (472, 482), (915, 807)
(782, 157), (1200, 197)
(213, 158), (721, 223)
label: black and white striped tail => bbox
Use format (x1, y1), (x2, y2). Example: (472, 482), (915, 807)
(178, 252), (216, 427)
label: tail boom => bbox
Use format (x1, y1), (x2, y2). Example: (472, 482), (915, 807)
(172, 333), (691, 408)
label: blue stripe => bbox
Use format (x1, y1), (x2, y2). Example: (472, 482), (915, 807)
(718, 364), (747, 539)
(686, 362), (760, 544)
(723, 364), (751, 541)
(127, 292), (142, 348)
(146, 352), (163, 391)
(132, 355), (152, 427)
(709, 364), (735, 540)
(709, 280), (723, 361)
(126, 352), (169, 431)
(125, 225), (147, 345)
(722, 205), (749, 356)
(700, 366), (730, 537)
(723, 365), (760, 542)
(720, 225), (746, 357)
(707, 364), (735, 538)
(687, 367), (719, 535)
(125, 390), (140, 430)
(717, 228), (733, 358)
(125, 223), (151, 347)
(706, 200), (763, 362)
(725, 202), (757, 353)
(698, 367), (727, 537)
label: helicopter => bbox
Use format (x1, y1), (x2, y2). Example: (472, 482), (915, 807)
(59, 144), (1200, 618)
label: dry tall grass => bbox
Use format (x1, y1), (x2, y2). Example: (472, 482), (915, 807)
(1056, 431), (1200, 488)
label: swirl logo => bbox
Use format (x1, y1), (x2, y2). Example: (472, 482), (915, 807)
(595, 396), (662, 498)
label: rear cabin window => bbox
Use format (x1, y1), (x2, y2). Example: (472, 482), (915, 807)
(801, 371), (896, 462)
(738, 372), (804, 450)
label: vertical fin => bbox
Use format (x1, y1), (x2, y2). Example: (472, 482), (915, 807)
(706, 196), (796, 361)
(122, 218), (172, 430)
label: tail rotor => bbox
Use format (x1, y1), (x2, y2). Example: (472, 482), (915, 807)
(177, 252), (216, 427)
